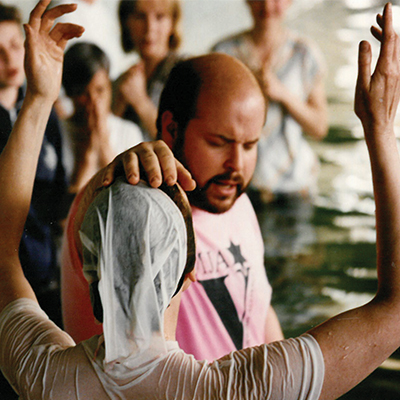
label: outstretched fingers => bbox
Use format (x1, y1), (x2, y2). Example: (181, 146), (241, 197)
(40, 3), (78, 33)
(354, 40), (372, 120)
(27, 1), (83, 46)
(28, 0), (52, 31)
(49, 22), (84, 49)
(376, 3), (396, 69)
(357, 41), (372, 91)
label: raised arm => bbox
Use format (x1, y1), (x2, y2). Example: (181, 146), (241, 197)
(0, 0), (83, 313)
(308, 4), (400, 399)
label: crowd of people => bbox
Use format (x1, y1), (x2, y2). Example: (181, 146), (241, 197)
(0, 0), (399, 399)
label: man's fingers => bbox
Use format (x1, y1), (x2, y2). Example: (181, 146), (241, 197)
(176, 160), (196, 191)
(121, 151), (141, 185)
(102, 141), (195, 190)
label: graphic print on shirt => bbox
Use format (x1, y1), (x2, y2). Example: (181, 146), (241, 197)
(197, 240), (250, 350)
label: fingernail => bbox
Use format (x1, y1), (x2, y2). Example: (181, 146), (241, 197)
(166, 176), (175, 186)
(150, 176), (161, 186)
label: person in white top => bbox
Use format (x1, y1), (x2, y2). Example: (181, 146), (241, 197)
(1, 2), (400, 400)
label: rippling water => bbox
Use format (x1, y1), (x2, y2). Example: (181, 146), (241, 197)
(260, 1), (400, 398)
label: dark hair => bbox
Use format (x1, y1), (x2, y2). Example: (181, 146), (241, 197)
(0, 3), (21, 24)
(156, 59), (203, 151)
(118, 0), (182, 54)
(62, 42), (110, 98)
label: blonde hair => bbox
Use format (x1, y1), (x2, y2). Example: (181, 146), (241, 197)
(118, 0), (182, 53)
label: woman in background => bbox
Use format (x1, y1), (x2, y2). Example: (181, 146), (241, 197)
(212, 0), (328, 201)
(113, 0), (183, 140)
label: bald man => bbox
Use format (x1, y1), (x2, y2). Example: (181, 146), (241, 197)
(62, 53), (284, 359)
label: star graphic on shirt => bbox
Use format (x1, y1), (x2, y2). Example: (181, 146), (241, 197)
(228, 240), (249, 277)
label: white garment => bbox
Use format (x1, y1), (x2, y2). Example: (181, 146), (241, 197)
(0, 298), (324, 400)
(80, 180), (188, 376)
(61, 114), (143, 182)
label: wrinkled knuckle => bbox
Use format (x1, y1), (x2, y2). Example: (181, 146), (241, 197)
(153, 139), (168, 149)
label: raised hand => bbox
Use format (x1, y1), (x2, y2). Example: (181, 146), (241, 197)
(23, 0), (84, 103)
(354, 3), (400, 137)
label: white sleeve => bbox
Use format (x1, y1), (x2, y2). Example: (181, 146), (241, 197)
(212, 334), (324, 399)
(0, 298), (76, 395)
(158, 334), (324, 400)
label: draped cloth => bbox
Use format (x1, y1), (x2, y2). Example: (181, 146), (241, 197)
(79, 179), (188, 379)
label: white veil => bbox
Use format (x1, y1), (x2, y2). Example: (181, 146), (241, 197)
(79, 179), (188, 377)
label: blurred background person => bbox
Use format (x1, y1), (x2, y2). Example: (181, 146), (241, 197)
(113, 0), (183, 140)
(61, 42), (143, 196)
(212, 0), (328, 203)
(212, 0), (328, 263)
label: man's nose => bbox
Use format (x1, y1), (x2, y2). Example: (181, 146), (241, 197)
(224, 144), (244, 172)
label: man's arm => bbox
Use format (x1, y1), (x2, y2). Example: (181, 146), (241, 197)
(0, 0), (83, 314)
(308, 4), (400, 399)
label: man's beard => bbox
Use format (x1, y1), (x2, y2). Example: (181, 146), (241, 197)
(187, 170), (247, 214)
(173, 138), (248, 214)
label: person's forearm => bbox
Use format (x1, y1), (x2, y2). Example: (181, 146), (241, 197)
(112, 94), (128, 118)
(366, 126), (400, 294)
(0, 92), (54, 249)
(278, 83), (328, 140)
(0, 93), (53, 313)
(132, 98), (158, 139)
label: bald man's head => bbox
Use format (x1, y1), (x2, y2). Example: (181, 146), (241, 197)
(156, 53), (266, 148)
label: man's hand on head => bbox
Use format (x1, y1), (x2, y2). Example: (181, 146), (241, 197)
(100, 140), (196, 192)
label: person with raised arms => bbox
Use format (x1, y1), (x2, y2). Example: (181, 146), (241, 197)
(1, 1), (400, 399)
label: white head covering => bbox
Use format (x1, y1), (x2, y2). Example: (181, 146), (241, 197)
(79, 179), (188, 378)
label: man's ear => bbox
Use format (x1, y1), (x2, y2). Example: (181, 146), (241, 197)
(161, 110), (178, 149)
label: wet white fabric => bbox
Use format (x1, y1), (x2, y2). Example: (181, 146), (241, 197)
(0, 298), (324, 399)
(79, 179), (188, 379)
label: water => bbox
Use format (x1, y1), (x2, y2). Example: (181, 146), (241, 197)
(257, 1), (400, 398)
(11, 0), (400, 398)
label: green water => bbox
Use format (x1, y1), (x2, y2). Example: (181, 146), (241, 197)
(256, 132), (400, 399)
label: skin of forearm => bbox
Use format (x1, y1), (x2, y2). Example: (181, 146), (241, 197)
(112, 94), (128, 118)
(311, 301), (400, 400)
(132, 98), (158, 139)
(310, 126), (400, 400)
(277, 85), (328, 140)
(366, 128), (400, 290)
(0, 93), (53, 312)
(0, 93), (53, 249)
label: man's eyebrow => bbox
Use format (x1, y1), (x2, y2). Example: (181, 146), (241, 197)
(208, 132), (259, 144)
